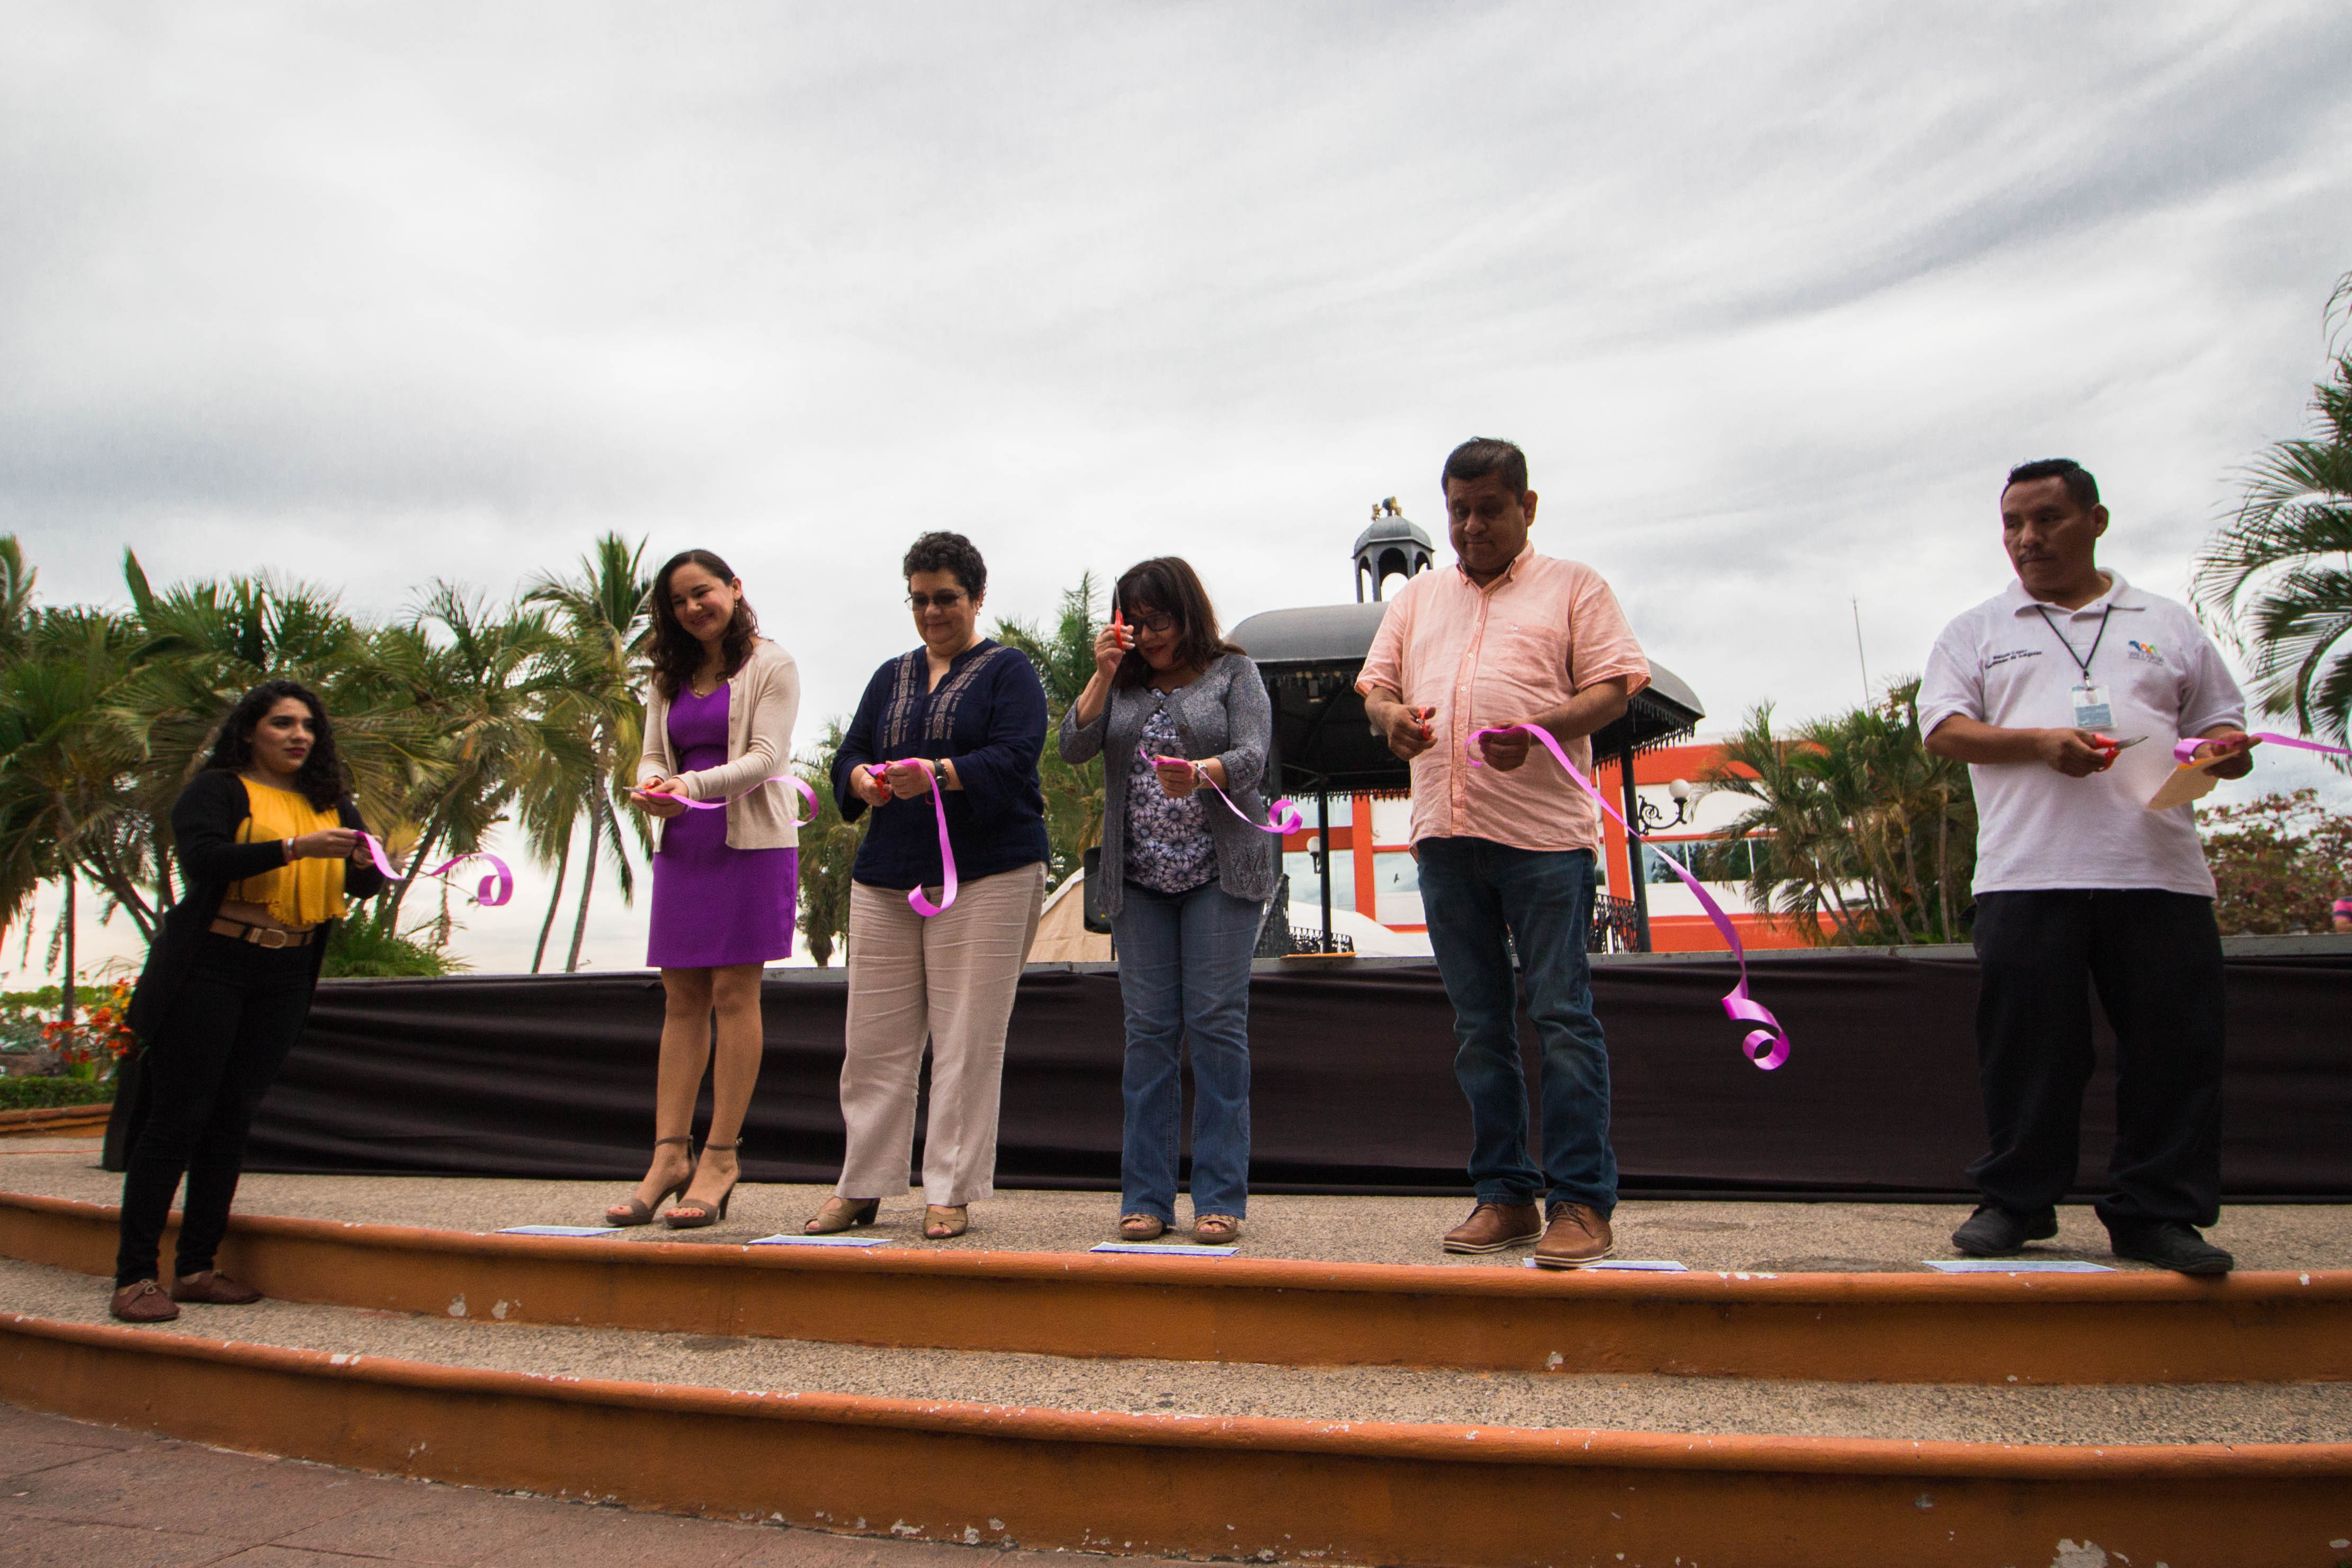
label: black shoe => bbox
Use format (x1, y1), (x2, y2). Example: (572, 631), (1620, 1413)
(1950, 1204), (2059, 1257)
(2108, 1222), (2233, 1276)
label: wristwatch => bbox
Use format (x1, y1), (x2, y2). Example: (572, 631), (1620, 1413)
(934, 757), (952, 783)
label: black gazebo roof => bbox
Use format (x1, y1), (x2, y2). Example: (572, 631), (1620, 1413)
(1230, 602), (1705, 795)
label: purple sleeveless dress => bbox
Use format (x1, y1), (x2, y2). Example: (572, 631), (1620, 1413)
(646, 684), (798, 969)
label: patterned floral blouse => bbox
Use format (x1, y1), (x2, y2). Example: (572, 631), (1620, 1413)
(1122, 702), (1219, 895)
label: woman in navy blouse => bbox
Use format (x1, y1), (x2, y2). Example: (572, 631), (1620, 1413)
(806, 531), (1051, 1242)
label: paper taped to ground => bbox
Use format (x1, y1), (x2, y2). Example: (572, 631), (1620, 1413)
(747, 1234), (890, 1247)
(1089, 1241), (1239, 1256)
(496, 1224), (622, 1237)
(1925, 1258), (2117, 1273)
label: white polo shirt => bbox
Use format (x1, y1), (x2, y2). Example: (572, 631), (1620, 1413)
(1918, 571), (2243, 897)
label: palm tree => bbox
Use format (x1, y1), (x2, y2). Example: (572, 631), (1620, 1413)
(994, 572), (1106, 887)
(790, 718), (869, 966)
(1701, 682), (1975, 946)
(2193, 270), (2352, 750)
(116, 552), (428, 870)
(524, 534), (653, 972)
(0, 536), (33, 657)
(367, 587), (568, 938)
(0, 604), (152, 1019)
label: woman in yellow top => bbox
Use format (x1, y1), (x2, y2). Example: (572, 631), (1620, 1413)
(110, 680), (389, 1323)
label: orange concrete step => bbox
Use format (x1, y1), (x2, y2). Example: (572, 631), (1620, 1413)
(5, 1309), (2347, 1568)
(8, 1190), (2348, 1385)
(0, 1103), (110, 1139)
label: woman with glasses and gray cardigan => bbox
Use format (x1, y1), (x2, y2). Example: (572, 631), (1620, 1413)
(1059, 557), (1276, 1244)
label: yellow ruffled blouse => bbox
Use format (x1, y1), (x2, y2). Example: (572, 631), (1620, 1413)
(225, 779), (348, 929)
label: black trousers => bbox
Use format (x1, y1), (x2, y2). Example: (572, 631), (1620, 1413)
(1968, 889), (2225, 1231)
(114, 933), (316, 1286)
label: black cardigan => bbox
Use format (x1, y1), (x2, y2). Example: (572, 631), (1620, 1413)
(124, 770), (385, 1045)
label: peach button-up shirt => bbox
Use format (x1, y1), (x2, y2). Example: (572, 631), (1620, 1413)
(1357, 545), (1650, 854)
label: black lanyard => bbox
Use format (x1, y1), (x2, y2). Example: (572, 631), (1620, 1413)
(2033, 604), (2112, 679)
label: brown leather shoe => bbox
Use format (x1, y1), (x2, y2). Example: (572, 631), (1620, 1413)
(1441, 1200), (1544, 1254)
(169, 1270), (264, 1305)
(1533, 1202), (1615, 1269)
(110, 1280), (180, 1323)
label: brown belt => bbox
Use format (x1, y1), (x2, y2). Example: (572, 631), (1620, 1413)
(208, 918), (317, 949)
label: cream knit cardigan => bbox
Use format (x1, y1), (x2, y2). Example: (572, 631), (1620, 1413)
(636, 639), (802, 851)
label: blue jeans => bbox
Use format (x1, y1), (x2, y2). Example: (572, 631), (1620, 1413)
(1416, 837), (1616, 1215)
(1111, 879), (1262, 1222)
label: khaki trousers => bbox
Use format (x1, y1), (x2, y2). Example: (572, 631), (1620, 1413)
(837, 862), (1047, 1206)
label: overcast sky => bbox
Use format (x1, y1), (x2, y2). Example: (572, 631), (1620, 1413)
(6, 3), (2349, 978)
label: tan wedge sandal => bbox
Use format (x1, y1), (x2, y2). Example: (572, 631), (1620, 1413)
(804, 1197), (880, 1235)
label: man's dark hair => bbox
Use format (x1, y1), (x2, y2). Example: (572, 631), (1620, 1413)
(1110, 556), (1246, 691)
(902, 531), (987, 599)
(202, 679), (351, 811)
(1441, 438), (1530, 499)
(2004, 458), (2099, 513)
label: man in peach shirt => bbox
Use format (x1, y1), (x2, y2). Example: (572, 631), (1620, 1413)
(1360, 438), (1651, 1266)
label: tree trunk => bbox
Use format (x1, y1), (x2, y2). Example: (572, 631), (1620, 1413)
(381, 819), (447, 934)
(532, 835), (571, 974)
(60, 875), (77, 1025)
(1935, 793), (1956, 944)
(1895, 816), (1929, 943)
(565, 805), (603, 973)
(1857, 819), (1916, 946)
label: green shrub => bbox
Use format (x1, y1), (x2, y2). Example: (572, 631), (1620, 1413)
(322, 919), (468, 979)
(0, 1078), (114, 1110)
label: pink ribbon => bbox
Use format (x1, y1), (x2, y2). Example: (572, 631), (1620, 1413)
(1148, 756), (1305, 834)
(632, 774), (821, 828)
(2170, 732), (2352, 765)
(355, 835), (514, 907)
(858, 762), (958, 917)
(1466, 725), (1790, 1072)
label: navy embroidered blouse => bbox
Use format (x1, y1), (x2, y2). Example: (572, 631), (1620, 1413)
(834, 639), (1051, 891)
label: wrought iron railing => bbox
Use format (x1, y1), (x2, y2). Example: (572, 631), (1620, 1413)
(1285, 927), (1355, 955)
(1589, 894), (1643, 954)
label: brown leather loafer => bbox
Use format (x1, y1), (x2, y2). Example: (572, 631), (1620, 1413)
(110, 1280), (180, 1323)
(1533, 1201), (1615, 1269)
(169, 1270), (264, 1305)
(1441, 1200), (1544, 1254)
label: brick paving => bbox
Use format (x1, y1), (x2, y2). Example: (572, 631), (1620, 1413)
(0, 1403), (1176, 1568)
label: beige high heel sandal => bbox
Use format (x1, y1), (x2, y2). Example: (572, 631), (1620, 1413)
(604, 1136), (693, 1226)
(663, 1140), (740, 1229)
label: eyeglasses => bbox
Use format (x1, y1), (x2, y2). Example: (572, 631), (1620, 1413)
(907, 591), (968, 611)
(1128, 612), (1177, 635)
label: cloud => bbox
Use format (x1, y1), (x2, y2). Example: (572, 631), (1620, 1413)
(2, 0), (2347, 766)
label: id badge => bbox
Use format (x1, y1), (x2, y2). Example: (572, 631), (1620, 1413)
(2070, 682), (2114, 730)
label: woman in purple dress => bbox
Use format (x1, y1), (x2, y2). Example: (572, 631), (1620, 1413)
(603, 548), (801, 1231)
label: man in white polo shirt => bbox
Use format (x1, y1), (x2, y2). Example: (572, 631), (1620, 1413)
(1920, 459), (2252, 1275)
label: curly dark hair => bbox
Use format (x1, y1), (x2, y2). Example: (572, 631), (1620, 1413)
(1112, 557), (1246, 690)
(202, 680), (350, 811)
(648, 549), (760, 700)
(902, 531), (987, 599)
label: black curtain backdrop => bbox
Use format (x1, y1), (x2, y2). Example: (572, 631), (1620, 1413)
(149, 951), (2352, 1201)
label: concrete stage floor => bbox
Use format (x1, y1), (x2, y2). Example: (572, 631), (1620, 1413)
(4, 1135), (2348, 1274)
